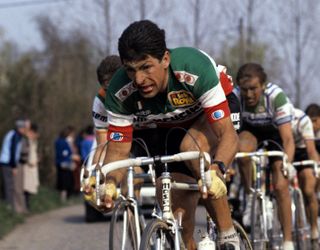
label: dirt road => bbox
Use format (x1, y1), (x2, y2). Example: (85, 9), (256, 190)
(0, 204), (207, 250)
(0, 204), (110, 250)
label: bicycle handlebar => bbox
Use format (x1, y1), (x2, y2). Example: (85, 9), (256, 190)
(100, 151), (211, 175)
(235, 150), (287, 159)
(235, 150), (290, 177)
(293, 160), (319, 177)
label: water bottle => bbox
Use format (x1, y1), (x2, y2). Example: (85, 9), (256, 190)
(198, 234), (215, 250)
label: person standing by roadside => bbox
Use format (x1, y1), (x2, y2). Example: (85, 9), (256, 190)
(55, 126), (79, 202)
(22, 123), (40, 211)
(0, 119), (30, 214)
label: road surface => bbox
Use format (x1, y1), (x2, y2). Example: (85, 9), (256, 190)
(0, 204), (208, 250)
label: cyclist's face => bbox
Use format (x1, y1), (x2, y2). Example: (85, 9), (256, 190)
(311, 116), (320, 133)
(101, 74), (113, 90)
(123, 52), (170, 98)
(239, 76), (264, 107)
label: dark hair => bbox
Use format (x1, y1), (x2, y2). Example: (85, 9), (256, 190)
(96, 55), (122, 85)
(84, 125), (94, 135)
(305, 103), (320, 117)
(30, 123), (38, 132)
(236, 63), (267, 85)
(118, 20), (167, 62)
(59, 125), (75, 138)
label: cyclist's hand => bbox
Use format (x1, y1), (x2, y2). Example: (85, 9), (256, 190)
(285, 162), (296, 180)
(103, 181), (118, 209)
(198, 169), (227, 199)
(83, 177), (118, 213)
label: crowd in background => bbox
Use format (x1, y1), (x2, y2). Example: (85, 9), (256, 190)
(0, 119), (39, 214)
(0, 118), (95, 214)
(54, 124), (94, 203)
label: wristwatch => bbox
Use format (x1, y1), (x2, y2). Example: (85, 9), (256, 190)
(212, 160), (226, 175)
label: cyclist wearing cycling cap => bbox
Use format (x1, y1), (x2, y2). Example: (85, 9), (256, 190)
(234, 63), (295, 250)
(102, 20), (240, 249)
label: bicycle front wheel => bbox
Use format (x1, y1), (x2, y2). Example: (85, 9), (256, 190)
(140, 219), (178, 250)
(109, 199), (141, 250)
(250, 191), (267, 250)
(292, 188), (311, 250)
(233, 220), (253, 250)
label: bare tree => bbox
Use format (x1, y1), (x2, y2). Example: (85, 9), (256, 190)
(269, 0), (320, 107)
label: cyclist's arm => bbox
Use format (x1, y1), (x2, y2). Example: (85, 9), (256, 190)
(92, 128), (108, 164)
(210, 116), (239, 169)
(278, 122), (295, 162)
(305, 139), (320, 163)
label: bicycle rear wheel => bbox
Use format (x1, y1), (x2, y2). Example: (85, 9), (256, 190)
(109, 199), (142, 250)
(292, 188), (311, 250)
(233, 220), (253, 250)
(139, 219), (178, 250)
(250, 191), (267, 250)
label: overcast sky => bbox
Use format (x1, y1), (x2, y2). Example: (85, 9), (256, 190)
(0, 0), (83, 51)
(1, 0), (320, 109)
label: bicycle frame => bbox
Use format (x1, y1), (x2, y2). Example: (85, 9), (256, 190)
(235, 150), (287, 247)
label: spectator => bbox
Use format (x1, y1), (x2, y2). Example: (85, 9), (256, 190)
(55, 126), (78, 202)
(80, 125), (95, 163)
(22, 123), (40, 211)
(0, 119), (30, 214)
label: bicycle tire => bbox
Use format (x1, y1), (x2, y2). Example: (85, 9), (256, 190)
(139, 219), (180, 250)
(109, 199), (141, 250)
(233, 220), (253, 250)
(250, 191), (267, 250)
(267, 195), (283, 249)
(292, 188), (311, 250)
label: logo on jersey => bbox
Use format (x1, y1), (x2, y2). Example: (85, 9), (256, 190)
(174, 71), (199, 86)
(211, 110), (225, 120)
(115, 81), (137, 102)
(168, 91), (196, 107)
(110, 132), (124, 141)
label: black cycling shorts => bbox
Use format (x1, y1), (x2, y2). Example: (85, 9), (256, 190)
(240, 123), (284, 163)
(132, 127), (194, 177)
(226, 92), (241, 133)
(293, 147), (314, 172)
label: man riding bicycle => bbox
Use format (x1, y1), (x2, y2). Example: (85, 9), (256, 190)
(99, 20), (240, 249)
(291, 107), (319, 249)
(234, 63), (295, 250)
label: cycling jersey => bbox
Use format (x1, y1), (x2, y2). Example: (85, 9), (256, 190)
(92, 88), (108, 130)
(105, 47), (230, 142)
(234, 82), (294, 132)
(292, 108), (315, 149)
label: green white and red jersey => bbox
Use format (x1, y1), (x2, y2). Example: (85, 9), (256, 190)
(105, 47), (231, 142)
(234, 82), (294, 132)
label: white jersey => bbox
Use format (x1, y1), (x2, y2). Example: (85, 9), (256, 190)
(92, 88), (108, 130)
(291, 108), (315, 149)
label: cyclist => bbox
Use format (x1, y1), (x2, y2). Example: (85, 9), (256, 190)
(292, 107), (319, 249)
(234, 63), (295, 250)
(305, 103), (320, 152)
(91, 55), (122, 165)
(83, 55), (122, 215)
(101, 20), (240, 249)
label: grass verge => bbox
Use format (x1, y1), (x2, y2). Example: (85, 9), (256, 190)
(0, 186), (81, 239)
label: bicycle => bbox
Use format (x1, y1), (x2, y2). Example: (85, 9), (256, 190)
(235, 149), (288, 250)
(116, 151), (251, 250)
(80, 139), (156, 250)
(291, 159), (319, 250)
